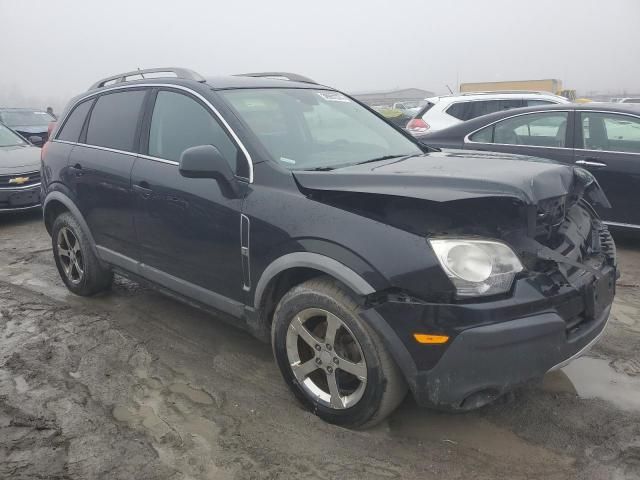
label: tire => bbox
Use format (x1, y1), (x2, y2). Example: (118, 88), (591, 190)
(271, 276), (407, 429)
(51, 212), (113, 296)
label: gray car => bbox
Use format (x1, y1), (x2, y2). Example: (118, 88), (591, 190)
(0, 122), (42, 212)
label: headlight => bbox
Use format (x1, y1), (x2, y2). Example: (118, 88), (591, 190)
(428, 238), (523, 298)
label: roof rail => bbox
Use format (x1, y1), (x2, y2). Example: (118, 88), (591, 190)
(235, 72), (317, 84)
(89, 67), (206, 90)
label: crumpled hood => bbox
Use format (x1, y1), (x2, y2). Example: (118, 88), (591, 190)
(0, 145), (41, 173)
(293, 150), (607, 206)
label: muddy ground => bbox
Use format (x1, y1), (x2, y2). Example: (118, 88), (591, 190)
(0, 211), (638, 480)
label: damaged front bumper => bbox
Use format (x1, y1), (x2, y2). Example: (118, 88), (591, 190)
(361, 217), (616, 410)
(362, 264), (615, 410)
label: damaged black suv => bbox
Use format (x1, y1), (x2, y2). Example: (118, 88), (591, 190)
(41, 68), (616, 428)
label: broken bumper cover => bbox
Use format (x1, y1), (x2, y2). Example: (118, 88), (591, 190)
(361, 265), (615, 410)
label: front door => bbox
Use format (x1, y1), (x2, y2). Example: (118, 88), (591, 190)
(132, 88), (248, 304)
(573, 111), (640, 226)
(68, 88), (148, 258)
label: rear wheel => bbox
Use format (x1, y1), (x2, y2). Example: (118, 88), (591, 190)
(52, 212), (113, 296)
(272, 276), (407, 428)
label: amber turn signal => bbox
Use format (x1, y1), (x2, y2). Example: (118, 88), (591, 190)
(413, 333), (449, 344)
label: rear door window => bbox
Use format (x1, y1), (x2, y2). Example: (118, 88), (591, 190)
(57, 99), (93, 142)
(469, 100), (501, 119)
(580, 112), (640, 153)
(85, 90), (146, 152)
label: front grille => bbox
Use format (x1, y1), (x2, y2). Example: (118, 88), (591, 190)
(0, 171), (41, 188)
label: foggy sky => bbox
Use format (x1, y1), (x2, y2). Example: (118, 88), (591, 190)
(1, 0), (639, 111)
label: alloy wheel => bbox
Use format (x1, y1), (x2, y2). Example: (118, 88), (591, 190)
(286, 308), (367, 409)
(57, 227), (84, 284)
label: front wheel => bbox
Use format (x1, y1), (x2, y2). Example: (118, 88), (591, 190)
(271, 277), (407, 429)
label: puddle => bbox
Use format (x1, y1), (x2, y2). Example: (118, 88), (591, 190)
(387, 400), (573, 467)
(543, 356), (640, 412)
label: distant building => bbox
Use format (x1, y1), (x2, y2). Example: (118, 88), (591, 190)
(351, 88), (434, 107)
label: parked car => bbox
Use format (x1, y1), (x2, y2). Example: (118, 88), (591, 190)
(418, 102), (640, 230)
(0, 108), (56, 147)
(406, 91), (570, 135)
(0, 122), (42, 212)
(41, 67), (616, 428)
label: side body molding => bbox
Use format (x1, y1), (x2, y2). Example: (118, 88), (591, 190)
(253, 252), (376, 309)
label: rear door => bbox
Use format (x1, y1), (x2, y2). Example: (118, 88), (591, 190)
(573, 110), (640, 226)
(131, 87), (248, 305)
(464, 110), (574, 164)
(67, 88), (148, 258)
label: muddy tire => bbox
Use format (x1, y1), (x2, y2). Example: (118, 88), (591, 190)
(51, 212), (113, 296)
(271, 276), (407, 429)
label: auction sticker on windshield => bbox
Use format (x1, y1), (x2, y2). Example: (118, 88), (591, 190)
(317, 91), (351, 102)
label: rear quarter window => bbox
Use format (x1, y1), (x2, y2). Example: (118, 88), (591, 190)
(57, 99), (93, 142)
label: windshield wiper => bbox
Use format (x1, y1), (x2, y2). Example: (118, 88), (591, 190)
(355, 154), (412, 166)
(304, 166), (336, 171)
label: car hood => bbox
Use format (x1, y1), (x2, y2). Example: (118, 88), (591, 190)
(293, 150), (607, 206)
(0, 145), (41, 174)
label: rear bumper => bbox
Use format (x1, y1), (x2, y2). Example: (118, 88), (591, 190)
(0, 184), (42, 212)
(362, 265), (615, 409)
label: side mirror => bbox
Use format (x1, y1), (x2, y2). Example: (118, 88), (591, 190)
(29, 135), (43, 145)
(179, 145), (241, 197)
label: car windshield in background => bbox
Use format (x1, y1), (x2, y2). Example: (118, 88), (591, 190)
(221, 88), (422, 170)
(0, 123), (27, 147)
(1, 110), (54, 127)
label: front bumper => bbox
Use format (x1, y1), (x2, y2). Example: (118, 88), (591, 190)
(362, 264), (615, 409)
(0, 184), (42, 212)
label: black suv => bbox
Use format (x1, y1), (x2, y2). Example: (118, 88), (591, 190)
(41, 68), (616, 428)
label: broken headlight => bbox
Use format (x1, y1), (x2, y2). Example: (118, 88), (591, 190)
(428, 238), (523, 298)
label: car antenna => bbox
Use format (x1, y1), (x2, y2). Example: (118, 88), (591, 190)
(445, 84), (454, 94)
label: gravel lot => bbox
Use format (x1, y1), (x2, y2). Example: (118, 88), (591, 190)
(1, 211), (639, 480)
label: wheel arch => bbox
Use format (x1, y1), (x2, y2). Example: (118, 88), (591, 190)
(254, 253), (375, 308)
(251, 253), (376, 337)
(43, 191), (100, 260)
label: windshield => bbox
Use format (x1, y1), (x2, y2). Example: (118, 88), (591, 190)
(221, 88), (422, 170)
(1, 110), (54, 127)
(0, 123), (27, 147)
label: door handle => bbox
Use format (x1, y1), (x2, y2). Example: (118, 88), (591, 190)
(575, 159), (607, 168)
(69, 163), (84, 176)
(133, 181), (153, 198)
